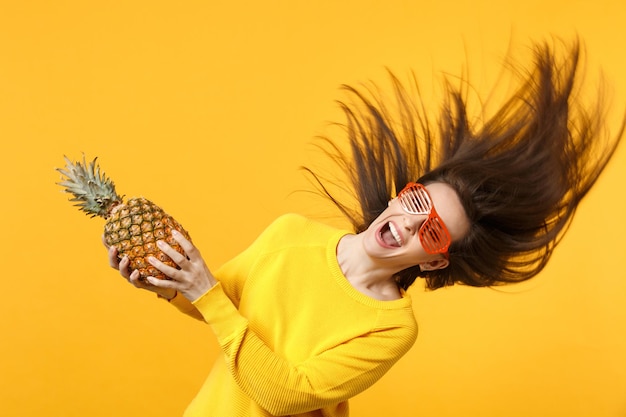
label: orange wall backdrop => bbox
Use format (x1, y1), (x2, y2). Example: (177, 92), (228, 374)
(1, 1), (625, 416)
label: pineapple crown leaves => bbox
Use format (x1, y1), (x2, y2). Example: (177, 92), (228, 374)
(57, 155), (124, 218)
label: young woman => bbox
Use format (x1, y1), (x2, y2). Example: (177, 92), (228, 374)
(107, 39), (624, 416)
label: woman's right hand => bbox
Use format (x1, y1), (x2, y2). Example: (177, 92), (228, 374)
(104, 236), (177, 300)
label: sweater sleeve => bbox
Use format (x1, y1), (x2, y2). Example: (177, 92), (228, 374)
(162, 216), (286, 318)
(192, 283), (416, 415)
(166, 292), (205, 321)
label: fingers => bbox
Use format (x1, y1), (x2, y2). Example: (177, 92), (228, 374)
(105, 239), (136, 282)
(148, 254), (181, 279)
(155, 229), (197, 265)
(149, 230), (198, 277)
(170, 230), (198, 260)
(127, 269), (151, 289)
(119, 255), (134, 278)
(106, 242), (129, 279)
(156, 239), (188, 267)
(105, 236), (178, 299)
(108, 246), (120, 269)
(146, 275), (178, 290)
(128, 270), (176, 299)
(142, 230), (215, 301)
(127, 269), (141, 285)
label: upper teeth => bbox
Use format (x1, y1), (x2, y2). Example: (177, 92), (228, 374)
(389, 222), (402, 245)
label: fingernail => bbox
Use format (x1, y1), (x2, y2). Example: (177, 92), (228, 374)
(157, 240), (165, 248)
(171, 230), (179, 237)
(148, 256), (156, 264)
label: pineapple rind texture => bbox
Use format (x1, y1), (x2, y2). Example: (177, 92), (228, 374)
(104, 197), (192, 280)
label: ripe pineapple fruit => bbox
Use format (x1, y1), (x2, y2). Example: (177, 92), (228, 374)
(57, 155), (192, 280)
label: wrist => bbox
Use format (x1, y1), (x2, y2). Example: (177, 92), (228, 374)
(157, 290), (178, 302)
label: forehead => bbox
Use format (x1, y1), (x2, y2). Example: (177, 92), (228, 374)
(423, 182), (470, 241)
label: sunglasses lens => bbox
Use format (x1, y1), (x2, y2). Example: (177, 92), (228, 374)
(419, 218), (450, 254)
(399, 183), (451, 256)
(400, 186), (431, 214)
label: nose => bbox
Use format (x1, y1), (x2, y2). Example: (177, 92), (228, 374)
(403, 213), (427, 235)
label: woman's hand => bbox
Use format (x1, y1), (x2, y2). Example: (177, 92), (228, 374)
(103, 236), (178, 300)
(144, 230), (217, 302)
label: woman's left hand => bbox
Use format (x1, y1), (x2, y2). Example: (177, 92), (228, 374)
(146, 230), (217, 302)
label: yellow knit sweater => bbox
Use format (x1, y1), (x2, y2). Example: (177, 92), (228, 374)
(170, 214), (417, 416)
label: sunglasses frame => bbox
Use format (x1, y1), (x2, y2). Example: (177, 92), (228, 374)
(397, 182), (452, 258)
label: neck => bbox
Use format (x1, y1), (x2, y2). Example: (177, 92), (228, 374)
(336, 234), (402, 301)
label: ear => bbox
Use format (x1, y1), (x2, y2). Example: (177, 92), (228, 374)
(419, 258), (449, 272)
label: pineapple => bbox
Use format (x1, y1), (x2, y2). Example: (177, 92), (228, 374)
(57, 155), (192, 280)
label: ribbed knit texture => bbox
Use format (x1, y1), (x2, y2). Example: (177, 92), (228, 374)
(175, 214), (417, 416)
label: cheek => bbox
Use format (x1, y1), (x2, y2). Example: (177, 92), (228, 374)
(398, 239), (428, 265)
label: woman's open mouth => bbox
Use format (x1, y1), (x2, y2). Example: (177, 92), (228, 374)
(379, 222), (402, 247)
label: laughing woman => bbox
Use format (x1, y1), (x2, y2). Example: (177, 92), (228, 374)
(107, 39), (623, 417)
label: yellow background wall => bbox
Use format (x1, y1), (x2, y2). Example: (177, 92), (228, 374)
(1, 1), (625, 416)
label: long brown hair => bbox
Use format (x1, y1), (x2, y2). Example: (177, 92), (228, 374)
(305, 39), (625, 290)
